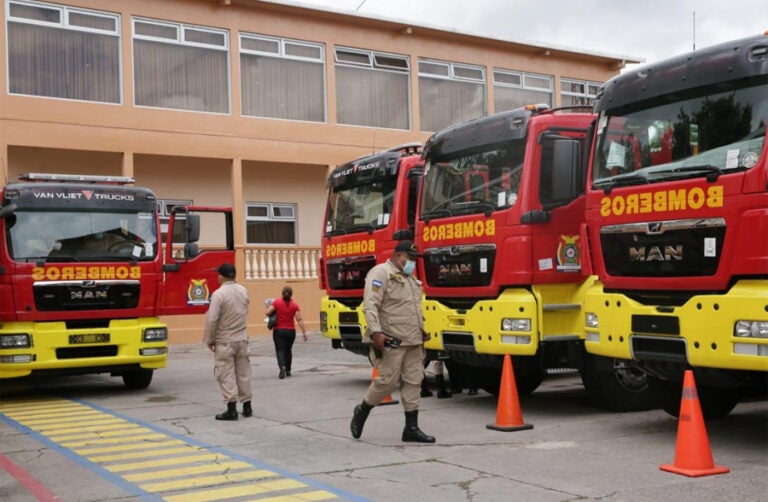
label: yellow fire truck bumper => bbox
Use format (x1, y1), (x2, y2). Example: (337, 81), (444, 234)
(583, 279), (768, 372)
(320, 295), (364, 341)
(0, 317), (168, 379)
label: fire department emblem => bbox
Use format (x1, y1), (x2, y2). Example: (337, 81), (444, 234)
(556, 235), (581, 272)
(187, 278), (210, 306)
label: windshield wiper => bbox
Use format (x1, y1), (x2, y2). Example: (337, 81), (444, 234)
(45, 255), (81, 262)
(326, 228), (348, 237)
(592, 171), (650, 192)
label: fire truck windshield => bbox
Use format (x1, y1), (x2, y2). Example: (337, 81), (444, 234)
(593, 76), (767, 189)
(6, 210), (157, 262)
(420, 140), (524, 220)
(325, 177), (397, 235)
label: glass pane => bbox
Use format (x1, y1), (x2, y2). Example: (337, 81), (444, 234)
(9, 3), (61, 23)
(285, 42), (322, 60)
(336, 66), (410, 129)
(494, 71), (522, 86)
(561, 80), (585, 93)
(588, 84), (601, 95)
(336, 50), (370, 65)
(247, 205), (268, 218)
(246, 221), (295, 244)
(242, 36), (279, 53)
(134, 39), (229, 113)
(494, 86), (552, 112)
(69, 12), (116, 32)
(419, 61), (449, 76)
(241, 54), (325, 121)
(185, 28), (226, 47)
(419, 77), (484, 131)
(525, 75), (551, 90)
(272, 205), (295, 218)
(374, 54), (408, 70)
(8, 23), (120, 103)
(454, 66), (484, 81)
(135, 21), (178, 40)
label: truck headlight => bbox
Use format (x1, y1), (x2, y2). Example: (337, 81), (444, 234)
(143, 327), (168, 342)
(734, 321), (768, 338)
(0, 334), (31, 348)
(320, 312), (328, 332)
(501, 318), (531, 332)
(586, 312), (599, 329)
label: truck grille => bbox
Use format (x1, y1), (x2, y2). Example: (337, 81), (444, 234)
(600, 218), (724, 277)
(326, 256), (376, 290)
(423, 244), (495, 287)
(34, 281), (140, 311)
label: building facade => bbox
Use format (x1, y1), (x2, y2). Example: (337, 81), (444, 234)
(0, 0), (637, 342)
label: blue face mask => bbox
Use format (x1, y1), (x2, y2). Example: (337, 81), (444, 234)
(402, 259), (416, 275)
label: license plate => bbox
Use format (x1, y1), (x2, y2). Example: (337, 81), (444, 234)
(69, 334), (110, 344)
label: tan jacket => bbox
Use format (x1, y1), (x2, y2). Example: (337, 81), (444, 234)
(203, 280), (250, 345)
(362, 259), (423, 346)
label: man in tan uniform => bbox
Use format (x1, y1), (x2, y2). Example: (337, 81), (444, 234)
(203, 263), (252, 420)
(350, 240), (435, 443)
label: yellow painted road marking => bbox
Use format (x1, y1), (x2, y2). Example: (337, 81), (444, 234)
(0, 398), (343, 501)
(122, 461), (255, 482)
(163, 479), (305, 502)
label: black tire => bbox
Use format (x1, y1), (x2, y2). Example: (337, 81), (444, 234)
(580, 353), (660, 412)
(122, 369), (153, 389)
(477, 361), (544, 397)
(651, 377), (741, 419)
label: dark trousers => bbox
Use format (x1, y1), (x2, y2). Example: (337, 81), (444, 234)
(273, 329), (296, 371)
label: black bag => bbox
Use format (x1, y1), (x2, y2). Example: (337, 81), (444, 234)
(267, 312), (277, 330)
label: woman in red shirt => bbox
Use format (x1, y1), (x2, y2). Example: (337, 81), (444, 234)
(265, 285), (307, 379)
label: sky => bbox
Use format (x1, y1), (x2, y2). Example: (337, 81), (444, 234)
(272, 0), (768, 70)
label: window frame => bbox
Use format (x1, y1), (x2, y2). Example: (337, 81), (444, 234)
(131, 16), (231, 114)
(157, 198), (192, 243)
(6, 0), (122, 103)
(245, 202), (298, 245)
(560, 77), (602, 105)
(493, 68), (554, 108)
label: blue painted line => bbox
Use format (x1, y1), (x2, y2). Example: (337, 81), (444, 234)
(2, 396), (370, 502)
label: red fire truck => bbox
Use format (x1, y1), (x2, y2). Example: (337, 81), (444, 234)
(577, 34), (768, 417)
(0, 173), (234, 388)
(320, 144), (423, 356)
(416, 105), (655, 409)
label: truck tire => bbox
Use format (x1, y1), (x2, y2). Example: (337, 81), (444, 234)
(478, 362), (544, 397)
(650, 377), (740, 419)
(580, 353), (659, 412)
(122, 369), (153, 389)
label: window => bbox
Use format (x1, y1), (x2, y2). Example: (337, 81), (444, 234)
(240, 33), (325, 122)
(560, 78), (601, 107)
(6, 0), (120, 103)
(494, 69), (553, 111)
(133, 18), (229, 113)
(419, 59), (485, 132)
(157, 199), (192, 243)
(246, 203), (296, 244)
(335, 47), (410, 130)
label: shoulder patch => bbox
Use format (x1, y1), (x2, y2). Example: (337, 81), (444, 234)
(371, 279), (382, 291)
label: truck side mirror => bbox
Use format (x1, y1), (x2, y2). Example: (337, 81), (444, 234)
(541, 138), (581, 209)
(185, 213), (200, 243)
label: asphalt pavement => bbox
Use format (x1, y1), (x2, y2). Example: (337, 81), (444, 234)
(1, 333), (766, 502)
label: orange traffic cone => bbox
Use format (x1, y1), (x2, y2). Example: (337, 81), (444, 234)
(372, 366), (399, 406)
(659, 370), (729, 477)
(486, 354), (533, 432)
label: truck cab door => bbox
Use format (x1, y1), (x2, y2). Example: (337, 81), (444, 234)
(160, 206), (235, 315)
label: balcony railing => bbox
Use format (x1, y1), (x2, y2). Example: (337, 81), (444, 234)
(171, 246), (320, 281)
(244, 247), (320, 280)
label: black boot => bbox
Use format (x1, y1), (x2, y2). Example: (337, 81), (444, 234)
(242, 401), (252, 417)
(216, 401), (238, 421)
(350, 400), (374, 439)
(402, 410), (435, 443)
(436, 374), (452, 399)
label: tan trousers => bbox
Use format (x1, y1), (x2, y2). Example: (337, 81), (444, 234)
(365, 344), (424, 411)
(213, 340), (252, 403)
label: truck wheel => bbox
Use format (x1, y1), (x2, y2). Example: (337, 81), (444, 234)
(478, 363), (544, 397)
(580, 353), (659, 412)
(651, 377), (740, 419)
(122, 369), (153, 389)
